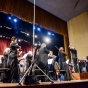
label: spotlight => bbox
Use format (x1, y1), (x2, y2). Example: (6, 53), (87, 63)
(37, 27), (41, 31)
(3, 36), (5, 38)
(35, 35), (38, 38)
(34, 43), (37, 46)
(0, 26), (2, 28)
(44, 37), (51, 43)
(48, 32), (51, 35)
(18, 39), (21, 42)
(8, 17), (11, 20)
(14, 19), (17, 22)
(0, 35), (2, 37)
(52, 34), (54, 36)
(27, 33), (29, 36)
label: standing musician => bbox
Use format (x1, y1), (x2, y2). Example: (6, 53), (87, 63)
(38, 43), (49, 82)
(58, 47), (67, 70)
(58, 47), (72, 81)
(48, 51), (57, 80)
(8, 36), (20, 82)
(69, 44), (79, 72)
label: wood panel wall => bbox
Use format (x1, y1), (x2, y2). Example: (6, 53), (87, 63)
(67, 11), (88, 59)
(0, 0), (70, 59)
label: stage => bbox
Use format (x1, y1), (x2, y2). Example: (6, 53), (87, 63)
(0, 80), (88, 88)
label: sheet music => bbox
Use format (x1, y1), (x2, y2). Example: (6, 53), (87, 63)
(48, 59), (53, 64)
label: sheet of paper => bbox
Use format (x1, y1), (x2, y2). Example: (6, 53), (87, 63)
(48, 59), (53, 64)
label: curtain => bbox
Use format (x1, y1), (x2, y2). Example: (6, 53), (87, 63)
(0, 38), (32, 55)
(0, 38), (10, 55)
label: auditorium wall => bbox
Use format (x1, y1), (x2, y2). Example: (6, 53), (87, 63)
(67, 11), (88, 59)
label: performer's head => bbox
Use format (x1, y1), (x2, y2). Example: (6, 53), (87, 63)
(11, 36), (17, 43)
(59, 47), (64, 52)
(28, 51), (33, 56)
(49, 51), (53, 55)
(4, 48), (10, 54)
(41, 43), (46, 48)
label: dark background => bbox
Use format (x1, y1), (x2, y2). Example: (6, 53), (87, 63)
(0, 12), (64, 56)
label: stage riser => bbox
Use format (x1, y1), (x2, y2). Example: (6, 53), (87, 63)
(72, 73), (88, 80)
(0, 82), (88, 88)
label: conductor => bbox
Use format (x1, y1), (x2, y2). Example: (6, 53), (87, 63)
(38, 43), (49, 82)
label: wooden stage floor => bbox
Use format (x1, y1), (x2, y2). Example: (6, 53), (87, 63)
(0, 80), (88, 88)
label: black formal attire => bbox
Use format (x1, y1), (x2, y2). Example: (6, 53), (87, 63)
(2, 52), (8, 68)
(8, 42), (20, 82)
(59, 51), (72, 81)
(38, 47), (49, 82)
(69, 47), (78, 72)
(1, 52), (9, 82)
(24, 54), (39, 85)
(58, 51), (67, 70)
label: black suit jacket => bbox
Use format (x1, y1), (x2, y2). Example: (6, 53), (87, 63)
(38, 47), (49, 69)
(69, 47), (77, 59)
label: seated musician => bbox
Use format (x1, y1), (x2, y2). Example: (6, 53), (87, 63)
(22, 51), (39, 84)
(2, 48), (10, 68)
(22, 51), (33, 68)
(1, 48), (10, 82)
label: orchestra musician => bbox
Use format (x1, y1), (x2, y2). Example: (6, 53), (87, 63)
(1, 48), (10, 82)
(48, 51), (57, 80)
(38, 43), (49, 82)
(69, 44), (79, 72)
(8, 36), (20, 83)
(58, 47), (67, 70)
(22, 51), (39, 84)
(58, 47), (72, 81)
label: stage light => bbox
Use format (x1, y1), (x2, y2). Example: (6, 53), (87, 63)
(35, 35), (38, 38)
(14, 18), (17, 22)
(18, 39), (21, 42)
(3, 36), (5, 38)
(0, 26), (2, 28)
(34, 43), (37, 46)
(37, 27), (41, 31)
(44, 37), (51, 43)
(0, 35), (2, 37)
(48, 32), (51, 35)
(27, 33), (29, 36)
(8, 17), (11, 20)
(52, 34), (54, 36)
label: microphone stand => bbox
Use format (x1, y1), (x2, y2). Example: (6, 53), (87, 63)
(18, 0), (54, 86)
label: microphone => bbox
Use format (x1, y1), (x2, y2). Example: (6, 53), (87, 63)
(55, 46), (58, 50)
